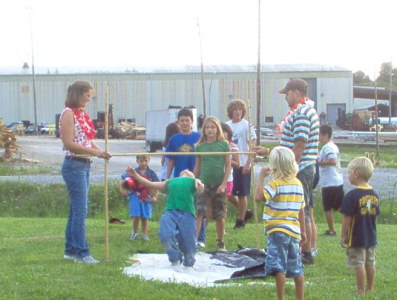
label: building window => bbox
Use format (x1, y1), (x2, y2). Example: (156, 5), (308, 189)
(265, 116), (273, 123)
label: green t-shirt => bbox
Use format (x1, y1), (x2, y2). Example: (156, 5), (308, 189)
(196, 140), (230, 185)
(165, 177), (197, 215)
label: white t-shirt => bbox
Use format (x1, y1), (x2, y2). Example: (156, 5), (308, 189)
(225, 119), (256, 166)
(318, 141), (343, 187)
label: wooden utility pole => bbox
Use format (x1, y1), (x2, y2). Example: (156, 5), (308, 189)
(256, 0), (261, 146)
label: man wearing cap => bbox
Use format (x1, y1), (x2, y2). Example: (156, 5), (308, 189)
(254, 78), (319, 265)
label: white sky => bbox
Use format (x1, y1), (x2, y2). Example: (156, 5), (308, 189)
(0, 0), (395, 77)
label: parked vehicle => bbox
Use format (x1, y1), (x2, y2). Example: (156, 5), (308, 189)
(24, 125), (37, 135)
(145, 106), (197, 152)
(260, 127), (274, 136)
(40, 125), (49, 134)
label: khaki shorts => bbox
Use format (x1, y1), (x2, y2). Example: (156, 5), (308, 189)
(346, 246), (376, 268)
(196, 185), (226, 220)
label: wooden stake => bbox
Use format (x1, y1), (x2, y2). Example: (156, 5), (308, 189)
(245, 99), (261, 249)
(104, 87), (109, 260)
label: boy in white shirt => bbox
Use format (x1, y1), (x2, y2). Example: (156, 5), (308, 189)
(318, 125), (344, 236)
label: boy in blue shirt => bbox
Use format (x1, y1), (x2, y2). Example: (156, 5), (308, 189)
(340, 157), (380, 295)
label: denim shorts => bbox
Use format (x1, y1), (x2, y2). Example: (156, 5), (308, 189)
(265, 232), (304, 278)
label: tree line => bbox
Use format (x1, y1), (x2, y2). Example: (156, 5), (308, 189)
(354, 62), (397, 90)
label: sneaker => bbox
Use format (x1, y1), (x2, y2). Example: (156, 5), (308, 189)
(197, 242), (206, 248)
(301, 252), (314, 265)
(216, 240), (227, 252)
(129, 232), (138, 240)
(311, 248), (319, 257)
(142, 234), (149, 241)
(233, 219), (245, 229)
(76, 255), (100, 264)
(321, 230), (336, 236)
(63, 254), (75, 261)
(244, 209), (254, 222)
(171, 260), (182, 266)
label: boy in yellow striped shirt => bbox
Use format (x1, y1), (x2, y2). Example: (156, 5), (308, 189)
(255, 146), (306, 300)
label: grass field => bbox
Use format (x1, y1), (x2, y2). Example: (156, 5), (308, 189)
(0, 218), (396, 300)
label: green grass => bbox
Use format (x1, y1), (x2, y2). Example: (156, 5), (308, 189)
(0, 218), (396, 299)
(260, 142), (397, 168)
(0, 161), (57, 176)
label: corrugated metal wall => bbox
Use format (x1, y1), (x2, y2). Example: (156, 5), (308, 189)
(0, 71), (352, 127)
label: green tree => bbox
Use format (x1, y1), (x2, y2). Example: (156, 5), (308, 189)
(376, 62), (397, 89)
(353, 70), (372, 86)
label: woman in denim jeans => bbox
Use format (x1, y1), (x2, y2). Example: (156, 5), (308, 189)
(59, 81), (111, 264)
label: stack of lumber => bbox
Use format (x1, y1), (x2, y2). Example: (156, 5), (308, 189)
(0, 117), (18, 161)
(113, 122), (146, 140)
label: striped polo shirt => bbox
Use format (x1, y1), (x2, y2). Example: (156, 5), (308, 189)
(262, 177), (305, 240)
(280, 101), (319, 171)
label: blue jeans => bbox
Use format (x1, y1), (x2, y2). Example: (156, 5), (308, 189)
(62, 158), (91, 259)
(197, 218), (206, 244)
(159, 210), (197, 266)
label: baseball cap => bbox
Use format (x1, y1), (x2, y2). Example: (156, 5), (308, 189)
(279, 78), (308, 94)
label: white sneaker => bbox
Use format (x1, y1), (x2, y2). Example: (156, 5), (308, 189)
(197, 242), (206, 248)
(76, 255), (100, 264)
(311, 248), (319, 256)
(142, 234), (149, 241)
(129, 232), (138, 240)
(63, 254), (75, 261)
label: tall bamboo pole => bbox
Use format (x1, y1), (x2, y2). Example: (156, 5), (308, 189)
(197, 19), (206, 118)
(256, 0), (261, 146)
(104, 87), (110, 260)
(245, 99), (261, 249)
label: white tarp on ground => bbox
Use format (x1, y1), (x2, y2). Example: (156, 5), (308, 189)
(123, 252), (244, 287)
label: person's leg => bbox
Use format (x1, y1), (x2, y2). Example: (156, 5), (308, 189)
(133, 217), (140, 233)
(237, 195), (247, 221)
(178, 212), (197, 267)
(274, 271), (286, 300)
(141, 218), (148, 235)
(294, 275), (305, 300)
(195, 214), (204, 239)
(216, 218), (225, 242)
(197, 218), (206, 245)
(355, 267), (366, 295)
(309, 207), (317, 251)
(62, 159), (91, 259)
(159, 210), (183, 264)
(324, 210), (335, 232)
(365, 265), (375, 292)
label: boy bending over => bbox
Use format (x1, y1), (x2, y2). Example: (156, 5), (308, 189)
(126, 167), (204, 267)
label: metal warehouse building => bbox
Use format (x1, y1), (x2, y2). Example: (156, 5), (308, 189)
(0, 64), (352, 127)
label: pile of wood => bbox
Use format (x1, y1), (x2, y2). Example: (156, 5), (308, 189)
(113, 121), (146, 140)
(0, 117), (18, 161)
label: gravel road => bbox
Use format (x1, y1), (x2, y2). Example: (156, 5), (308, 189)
(2, 136), (397, 200)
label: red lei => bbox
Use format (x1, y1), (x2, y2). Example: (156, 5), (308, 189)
(67, 106), (96, 140)
(276, 97), (308, 134)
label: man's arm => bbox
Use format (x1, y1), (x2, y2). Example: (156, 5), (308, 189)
(293, 140), (307, 163)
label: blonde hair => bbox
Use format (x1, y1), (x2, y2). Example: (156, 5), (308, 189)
(347, 157), (374, 182)
(180, 169), (195, 178)
(269, 146), (298, 180)
(227, 99), (246, 119)
(197, 116), (225, 145)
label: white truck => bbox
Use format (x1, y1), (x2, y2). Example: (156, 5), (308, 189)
(145, 106), (198, 152)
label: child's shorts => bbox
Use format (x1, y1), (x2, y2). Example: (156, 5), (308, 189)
(129, 194), (152, 219)
(322, 185), (344, 211)
(196, 184), (226, 220)
(346, 246), (376, 269)
(265, 232), (304, 278)
(232, 167), (251, 196)
(226, 181), (233, 196)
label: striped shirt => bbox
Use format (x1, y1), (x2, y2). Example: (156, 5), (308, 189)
(280, 101), (319, 171)
(262, 177), (305, 239)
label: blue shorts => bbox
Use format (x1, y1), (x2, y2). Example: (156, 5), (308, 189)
(128, 193), (152, 219)
(265, 232), (304, 278)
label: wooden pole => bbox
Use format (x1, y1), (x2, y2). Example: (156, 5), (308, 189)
(197, 19), (206, 118)
(245, 99), (261, 249)
(77, 151), (257, 157)
(104, 87), (110, 260)
(255, 0), (262, 146)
